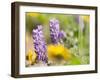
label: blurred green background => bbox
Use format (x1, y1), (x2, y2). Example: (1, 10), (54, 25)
(25, 12), (90, 65)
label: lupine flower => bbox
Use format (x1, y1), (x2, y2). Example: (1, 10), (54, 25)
(49, 18), (66, 44)
(58, 30), (66, 44)
(32, 25), (48, 63)
(49, 18), (60, 44)
(58, 30), (66, 39)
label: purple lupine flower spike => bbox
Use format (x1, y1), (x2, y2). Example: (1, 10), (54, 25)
(49, 18), (66, 44)
(32, 25), (48, 63)
(58, 30), (66, 39)
(49, 18), (60, 44)
(58, 30), (66, 44)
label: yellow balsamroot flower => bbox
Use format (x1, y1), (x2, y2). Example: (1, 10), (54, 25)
(47, 44), (71, 63)
(81, 16), (90, 23)
(26, 49), (37, 65)
(27, 12), (39, 17)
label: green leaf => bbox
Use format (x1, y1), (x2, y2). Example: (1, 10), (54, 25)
(69, 55), (81, 65)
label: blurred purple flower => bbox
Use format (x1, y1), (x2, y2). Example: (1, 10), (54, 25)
(58, 30), (66, 39)
(49, 18), (60, 44)
(49, 18), (66, 44)
(76, 15), (84, 31)
(32, 25), (48, 63)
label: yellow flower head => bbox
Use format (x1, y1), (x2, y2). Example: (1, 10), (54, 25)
(27, 12), (39, 17)
(26, 49), (37, 65)
(47, 44), (71, 63)
(81, 16), (90, 23)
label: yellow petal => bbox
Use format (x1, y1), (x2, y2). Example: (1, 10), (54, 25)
(27, 12), (39, 17)
(81, 16), (90, 23)
(26, 49), (37, 65)
(47, 44), (71, 61)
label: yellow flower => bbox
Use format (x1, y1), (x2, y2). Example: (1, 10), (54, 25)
(26, 49), (37, 65)
(47, 44), (71, 63)
(27, 12), (39, 17)
(81, 16), (90, 23)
